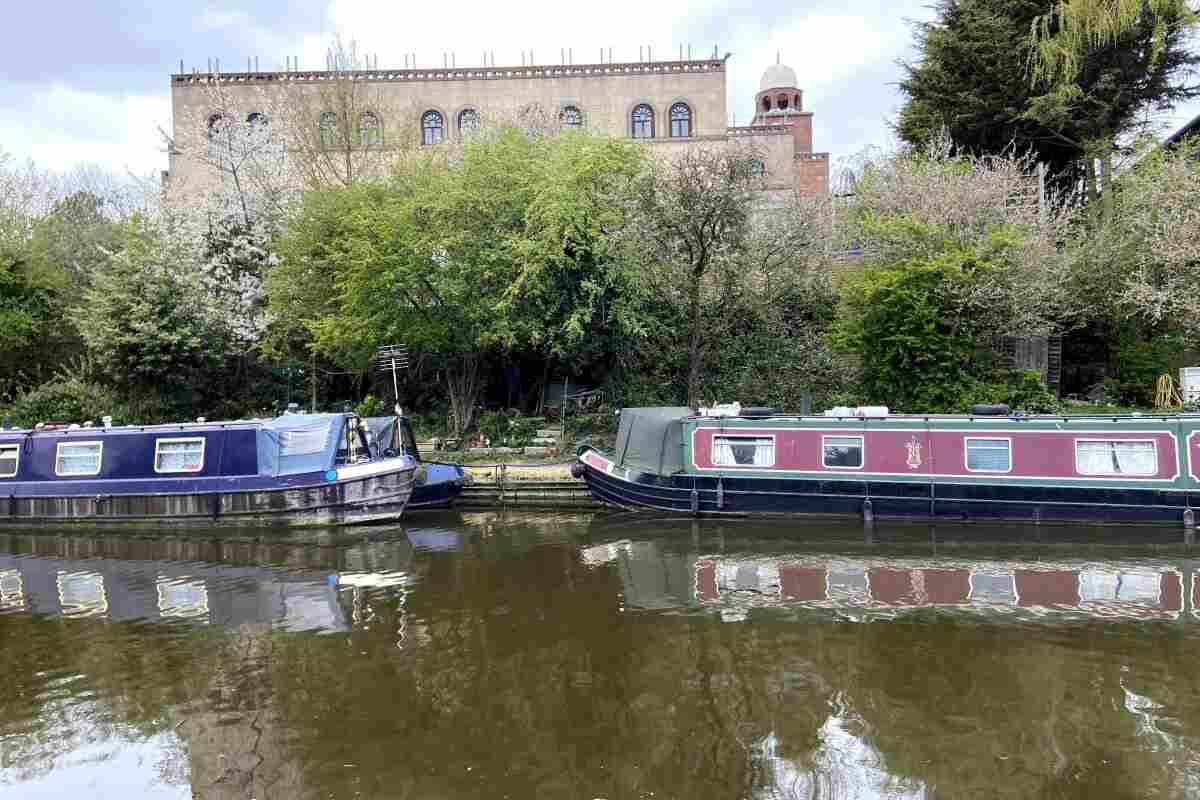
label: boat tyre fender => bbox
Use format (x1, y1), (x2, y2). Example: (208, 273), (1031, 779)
(969, 403), (1011, 416)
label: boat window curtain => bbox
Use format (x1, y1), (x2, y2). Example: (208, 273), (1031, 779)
(57, 443), (101, 475)
(1113, 442), (1156, 475)
(1076, 440), (1156, 475)
(156, 440), (204, 472)
(713, 436), (774, 467)
(966, 439), (1010, 471)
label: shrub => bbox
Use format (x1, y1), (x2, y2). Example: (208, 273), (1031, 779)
(507, 417), (539, 447)
(477, 411), (510, 446)
(961, 370), (1061, 413)
(8, 377), (126, 428)
(355, 394), (387, 417)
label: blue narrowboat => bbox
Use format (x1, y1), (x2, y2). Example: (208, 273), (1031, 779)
(573, 405), (1200, 526)
(362, 416), (466, 510)
(0, 412), (417, 525)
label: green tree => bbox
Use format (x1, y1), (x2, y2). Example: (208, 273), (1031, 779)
(836, 240), (1000, 411)
(834, 147), (1072, 411)
(0, 176), (73, 400)
(273, 127), (650, 436)
(616, 144), (769, 406)
(72, 215), (232, 418)
(898, 0), (1200, 201)
(28, 190), (121, 301)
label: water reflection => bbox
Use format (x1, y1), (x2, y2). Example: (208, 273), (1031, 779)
(0, 515), (1199, 798)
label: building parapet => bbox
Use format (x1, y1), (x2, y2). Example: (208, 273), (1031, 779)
(172, 59), (726, 87)
(726, 124), (793, 136)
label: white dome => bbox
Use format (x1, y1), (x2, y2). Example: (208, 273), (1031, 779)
(759, 62), (798, 91)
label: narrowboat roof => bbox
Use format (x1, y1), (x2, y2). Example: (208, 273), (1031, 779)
(0, 412), (355, 437)
(682, 412), (1200, 422)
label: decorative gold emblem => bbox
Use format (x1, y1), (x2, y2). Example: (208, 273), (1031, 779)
(905, 435), (923, 470)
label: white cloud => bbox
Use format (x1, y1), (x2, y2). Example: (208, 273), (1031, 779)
(0, 85), (169, 176)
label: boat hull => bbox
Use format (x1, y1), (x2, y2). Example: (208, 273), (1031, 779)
(577, 448), (1193, 526)
(407, 463), (467, 510)
(0, 462), (417, 527)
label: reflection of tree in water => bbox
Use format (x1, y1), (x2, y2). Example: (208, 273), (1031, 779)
(8, 527), (1200, 798)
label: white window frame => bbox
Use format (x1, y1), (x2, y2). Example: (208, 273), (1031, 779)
(822, 435), (865, 470)
(154, 437), (206, 474)
(54, 441), (103, 477)
(964, 436), (1013, 474)
(1074, 438), (1158, 477)
(712, 434), (776, 468)
(0, 443), (19, 478)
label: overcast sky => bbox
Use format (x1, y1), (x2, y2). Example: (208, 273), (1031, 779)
(3, 0), (1199, 179)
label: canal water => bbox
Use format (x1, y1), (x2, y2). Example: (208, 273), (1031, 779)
(1, 514), (1199, 799)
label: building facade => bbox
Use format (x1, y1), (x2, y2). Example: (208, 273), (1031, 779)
(166, 53), (829, 198)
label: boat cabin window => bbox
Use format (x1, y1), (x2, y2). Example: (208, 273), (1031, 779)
(965, 438), (1011, 472)
(1075, 439), (1157, 476)
(55, 442), (102, 476)
(154, 438), (205, 473)
(823, 435), (864, 469)
(0, 444), (18, 478)
(712, 435), (775, 467)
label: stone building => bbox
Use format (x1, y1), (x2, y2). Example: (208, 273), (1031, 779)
(165, 52), (829, 198)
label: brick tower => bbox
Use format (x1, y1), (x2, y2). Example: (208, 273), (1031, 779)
(752, 57), (828, 195)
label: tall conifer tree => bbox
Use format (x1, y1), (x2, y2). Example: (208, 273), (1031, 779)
(898, 0), (1199, 196)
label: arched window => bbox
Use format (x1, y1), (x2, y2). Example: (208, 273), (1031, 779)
(206, 113), (233, 158)
(319, 111), (340, 148)
(246, 112), (268, 128)
(422, 110), (444, 145)
(749, 160), (767, 178)
(762, 97), (771, 112)
(794, 93), (800, 109)
(670, 103), (692, 138)
(359, 111), (382, 146)
(458, 108), (480, 134)
(560, 106), (583, 129)
(631, 104), (654, 139)
(206, 113), (230, 140)
(777, 94), (789, 110)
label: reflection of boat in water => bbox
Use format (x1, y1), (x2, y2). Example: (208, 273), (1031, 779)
(581, 532), (1200, 622)
(692, 556), (1189, 620)
(0, 528), (445, 632)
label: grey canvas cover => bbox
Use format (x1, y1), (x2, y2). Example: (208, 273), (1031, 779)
(256, 413), (344, 477)
(613, 407), (692, 475)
